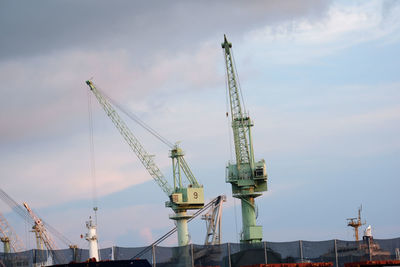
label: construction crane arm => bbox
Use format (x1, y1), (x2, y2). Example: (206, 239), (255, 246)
(86, 80), (174, 196)
(222, 35), (253, 171)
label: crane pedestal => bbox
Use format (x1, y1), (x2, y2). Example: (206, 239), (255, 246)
(169, 211), (192, 246)
(239, 195), (262, 243)
(1, 237), (11, 253)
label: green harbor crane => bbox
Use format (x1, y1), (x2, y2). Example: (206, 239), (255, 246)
(86, 80), (204, 246)
(222, 35), (268, 243)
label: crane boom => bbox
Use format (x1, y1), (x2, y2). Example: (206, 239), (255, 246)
(86, 80), (173, 196)
(222, 39), (252, 169)
(222, 35), (268, 243)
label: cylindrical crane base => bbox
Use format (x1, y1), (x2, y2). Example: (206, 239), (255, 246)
(170, 211), (192, 246)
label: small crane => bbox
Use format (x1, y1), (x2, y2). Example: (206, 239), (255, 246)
(222, 35), (268, 243)
(0, 212), (25, 253)
(22, 202), (65, 264)
(22, 202), (59, 251)
(86, 80), (204, 246)
(347, 205), (365, 242)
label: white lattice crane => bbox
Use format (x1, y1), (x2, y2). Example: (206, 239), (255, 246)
(22, 202), (60, 253)
(0, 189), (74, 264)
(0, 212), (24, 253)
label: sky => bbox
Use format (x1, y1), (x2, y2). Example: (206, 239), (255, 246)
(0, 0), (399, 251)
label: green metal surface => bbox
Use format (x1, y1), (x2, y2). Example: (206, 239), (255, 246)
(86, 81), (204, 246)
(1, 237), (11, 253)
(222, 35), (268, 243)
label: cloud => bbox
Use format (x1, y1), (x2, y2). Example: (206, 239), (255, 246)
(139, 228), (154, 244)
(0, 1), (332, 61)
(0, 131), (168, 209)
(244, 0), (400, 64)
(255, 82), (400, 158)
(1, 1), (399, 247)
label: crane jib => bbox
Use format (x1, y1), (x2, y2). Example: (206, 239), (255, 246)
(85, 80), (204, 211)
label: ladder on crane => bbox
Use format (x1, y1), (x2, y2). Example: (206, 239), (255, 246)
(85, 80), (204, 247)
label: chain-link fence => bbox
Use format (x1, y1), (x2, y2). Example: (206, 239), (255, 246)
(1, 237), (399, 267)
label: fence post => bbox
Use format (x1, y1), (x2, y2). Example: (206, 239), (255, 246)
(227, 243), (232, 267)
(72, 246), (77, 262)
(191, 244), (194, 267)
(334, 239), (338, 267)
(152, 245), (156, 267)
(264, 241), (268, 264)
(367, 237), (372, 261)
(299, 240), (303, 262)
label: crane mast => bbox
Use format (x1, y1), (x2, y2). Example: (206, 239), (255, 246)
(86, 80), (204, 246)
(222, 35), (268, 243)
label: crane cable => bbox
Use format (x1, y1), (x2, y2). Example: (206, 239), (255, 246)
(222, 48), (239, 242)
(87, 89), (99, 225)
(94, 84), (174, 149)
